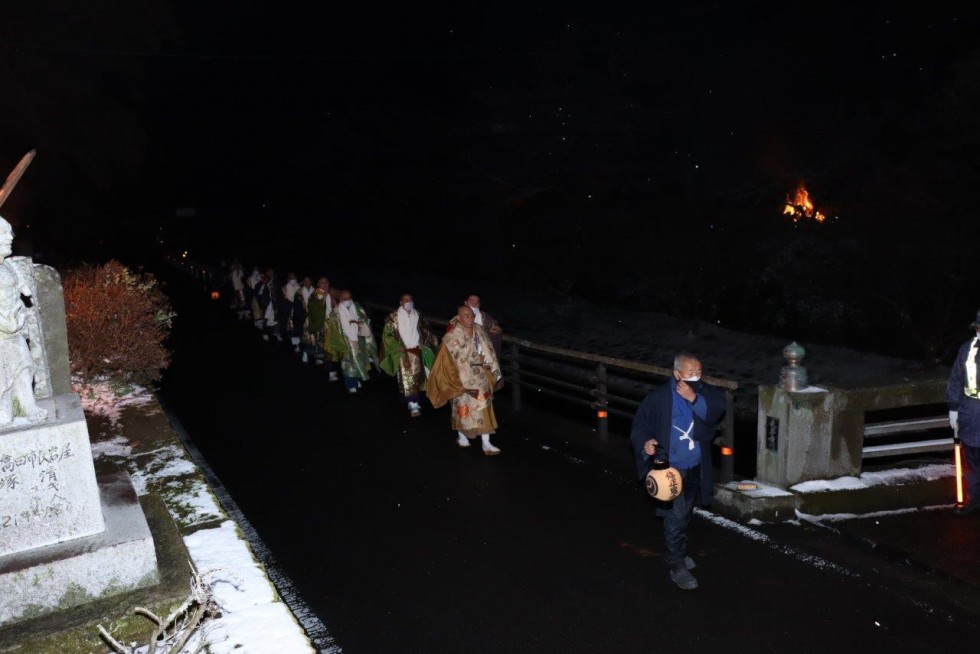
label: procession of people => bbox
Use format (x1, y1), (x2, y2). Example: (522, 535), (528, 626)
(207, 256), (980, 592)
(219, 258), (732, 587)
(222, 261), (506, 454)
(217, 259), (729, 584)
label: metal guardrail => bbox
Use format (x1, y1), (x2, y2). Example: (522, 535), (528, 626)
(863, 438), (953, 458)
(862, 417), (953, 459)
(856, 380), (952, 459)
(363, 301), (739, 483)
(863, 416), (949, 437)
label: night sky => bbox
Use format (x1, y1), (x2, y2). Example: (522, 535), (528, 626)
(1, 2), (979, 357)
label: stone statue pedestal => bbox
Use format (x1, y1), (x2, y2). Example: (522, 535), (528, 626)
(0, 395), (105, 556)
(0, 470), (158, 625)
(0, 395), (159, 626)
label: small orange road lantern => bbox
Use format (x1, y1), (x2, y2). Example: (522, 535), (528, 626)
(210, 290), (220, 301)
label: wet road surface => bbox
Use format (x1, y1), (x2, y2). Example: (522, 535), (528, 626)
(158, 268), (980, 653)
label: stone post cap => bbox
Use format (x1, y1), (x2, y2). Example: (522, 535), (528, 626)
(783, 341), (806, 364)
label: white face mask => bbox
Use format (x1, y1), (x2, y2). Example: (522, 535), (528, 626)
(343, 300), (353, 308)
(402, 302), (414, 312)
(675, 371), (701, 384)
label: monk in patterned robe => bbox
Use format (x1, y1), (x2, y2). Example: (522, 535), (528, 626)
(446, 294), (503, 357)
(380, 294), (438, 417)
(427, 305), (503, 455)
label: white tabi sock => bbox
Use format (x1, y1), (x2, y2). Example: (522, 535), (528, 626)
(481, 434), (499, 452)
(457, 432), (470, 447)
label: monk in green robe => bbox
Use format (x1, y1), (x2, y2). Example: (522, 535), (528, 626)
(324, 289), (378, 393)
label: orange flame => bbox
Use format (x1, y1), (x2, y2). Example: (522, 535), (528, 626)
(783, 185), (826, 223)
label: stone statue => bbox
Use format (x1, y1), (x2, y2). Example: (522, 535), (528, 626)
(0, 150), (158, 630)
(0, 215), (46, 426)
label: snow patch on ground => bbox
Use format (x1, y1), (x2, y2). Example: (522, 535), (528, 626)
(140, 445), (197, 479)
(796, 504), (954, 523)
(792, 386), (829, 393)
(129, 445), (225, 529)
(791, 464), (954, 494)
(90, 435), (132, 459)
(861, 464), (954, 485)
(179, 521), (316, 654)
(695, 508), (856, 577)
(73, 376), (154, 426)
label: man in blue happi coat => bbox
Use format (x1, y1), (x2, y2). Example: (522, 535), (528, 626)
(631, 352), (727, 590)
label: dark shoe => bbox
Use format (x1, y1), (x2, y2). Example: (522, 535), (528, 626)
(684, 556), (696, 570)
(953, 501), (979, 516)
(669, 565), (698, 590)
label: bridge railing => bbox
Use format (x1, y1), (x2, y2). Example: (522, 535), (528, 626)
(362, 301), (739, 483)
(850, 380), (952, 460)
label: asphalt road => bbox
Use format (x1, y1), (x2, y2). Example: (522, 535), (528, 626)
(157, 267), (980, 654)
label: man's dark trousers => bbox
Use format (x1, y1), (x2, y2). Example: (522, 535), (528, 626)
(664, 465), (701, 569)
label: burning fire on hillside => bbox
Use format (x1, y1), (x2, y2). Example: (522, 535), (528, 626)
(782, 184), (826, 223)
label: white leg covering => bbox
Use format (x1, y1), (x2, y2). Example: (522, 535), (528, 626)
(481, 434), (500, 453)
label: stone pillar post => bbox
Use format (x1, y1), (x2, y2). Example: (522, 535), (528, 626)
(756, 385), (864, 488)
